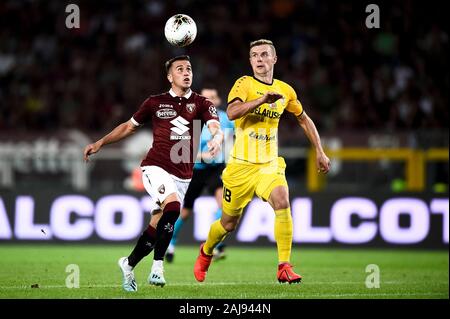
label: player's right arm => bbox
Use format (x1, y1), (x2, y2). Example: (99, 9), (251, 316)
(226, 76), (282, 120)
(83, 120), (138, 162)
(84, 97), (153, 162)
(227, 92), (282, 120)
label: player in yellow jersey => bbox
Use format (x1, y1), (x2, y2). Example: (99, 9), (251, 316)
(194, 39), (331, 284)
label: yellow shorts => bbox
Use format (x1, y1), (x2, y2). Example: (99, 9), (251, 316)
(222, 156), (288, 217)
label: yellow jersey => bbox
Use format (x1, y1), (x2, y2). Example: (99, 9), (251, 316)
(227, 75), (303, 163)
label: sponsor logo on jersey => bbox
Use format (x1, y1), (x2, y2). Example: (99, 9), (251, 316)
(249, 131), (276, 141)
(250, 106), (281, 119)
(186, 103), (195, 113)
(158, 104), (173, 108)
(156, 108), (177, 119)
(170, 116), (191, 140)
(158, 184), (165, 194)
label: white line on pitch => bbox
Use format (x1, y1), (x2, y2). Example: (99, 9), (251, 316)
(1, 281), (448, 289)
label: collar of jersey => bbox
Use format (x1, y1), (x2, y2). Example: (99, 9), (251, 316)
(252, 75), (273, 86)
(169, 88), (192, 99)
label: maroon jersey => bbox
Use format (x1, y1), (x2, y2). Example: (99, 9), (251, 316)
(131, 89), (220, 179)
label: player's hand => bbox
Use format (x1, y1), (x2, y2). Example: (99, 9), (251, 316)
(201, 151), (214, 162)
(262, 91), (283, 104)
(83, 142), (101, 162)
(316, 152), (331, 174)
(207, 139), (221, 158)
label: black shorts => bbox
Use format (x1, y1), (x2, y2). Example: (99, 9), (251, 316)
(183, 164), (225, 209)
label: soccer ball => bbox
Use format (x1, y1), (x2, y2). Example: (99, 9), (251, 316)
(164, 14), (197, 47)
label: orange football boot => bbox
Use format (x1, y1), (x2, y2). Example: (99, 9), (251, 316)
(277, 263), (302, 284)
(194, 243), (213, 282)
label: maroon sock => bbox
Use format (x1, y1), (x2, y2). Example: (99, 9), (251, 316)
(154, 202), (181, 260)
(127, 224), (156, 267)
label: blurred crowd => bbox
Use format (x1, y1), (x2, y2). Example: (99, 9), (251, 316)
(0, 0), (448, 139)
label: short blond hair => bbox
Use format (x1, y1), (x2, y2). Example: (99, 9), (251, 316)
(249, 39), (276, 56)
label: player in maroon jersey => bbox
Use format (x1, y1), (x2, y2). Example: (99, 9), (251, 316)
(83, 55), (223, 291)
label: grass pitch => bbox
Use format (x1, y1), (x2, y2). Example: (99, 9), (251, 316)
(0, 245), (447, 299)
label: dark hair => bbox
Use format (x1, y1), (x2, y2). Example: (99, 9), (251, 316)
(165, 55), (191, 72)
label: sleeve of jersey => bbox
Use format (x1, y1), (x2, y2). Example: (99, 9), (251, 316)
(227, 76), (249, 105)
(201, 99), (220, 126)
(285, 87), (304, 117)
(131, 98), (152, 126)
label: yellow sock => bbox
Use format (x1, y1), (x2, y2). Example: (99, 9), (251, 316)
(274, 208), (293, 263)
(203, 220), (229, 255)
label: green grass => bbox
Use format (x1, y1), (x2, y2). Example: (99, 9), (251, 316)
(0, 245), (447, 299)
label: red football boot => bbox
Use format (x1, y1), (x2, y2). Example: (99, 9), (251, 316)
(277, 263), (302, 284)
(194, 243), (213, 282)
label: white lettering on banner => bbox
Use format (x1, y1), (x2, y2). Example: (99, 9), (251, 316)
(14, 142), (32, 173)
(14, 196), (51, 240)
(95, 196), (142, 240)
(292, 198), (332, 243)
(193, 196), (217, 241)
(379, 198), (429, 244)
(0, 195), (448, 244)
(50, 195), (94, 240)
(0, 198), (13, 239)
(237, 199), (275, 242)
(0, 137), (87, 174)
(331, 198), (378, 244)
(430, 199), (449, 243)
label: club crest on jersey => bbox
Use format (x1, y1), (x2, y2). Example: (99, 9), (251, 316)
(158, 184), (165, 194)
(156, 108), (177, 119)
(186, 103), (196, 113)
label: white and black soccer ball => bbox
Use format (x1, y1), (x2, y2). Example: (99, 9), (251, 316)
(164, 14), (197, 47)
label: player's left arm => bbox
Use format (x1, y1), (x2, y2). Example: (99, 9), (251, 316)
(297, 111), (331, 174)
(285, 86), (330, 174)
(206, 121), (224, 158)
